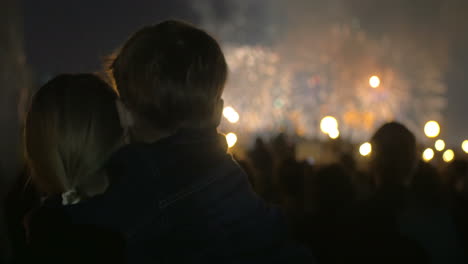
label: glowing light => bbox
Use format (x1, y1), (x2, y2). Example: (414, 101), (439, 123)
(462, 140), (468, 154)
(220, 43), (446, 142)
(443, 149), (455, 163)
(223, 107), (240, 123)
(434, 139), (445, 152)
(359, 142), (372, 157)
(320, 116), (338, 135)
(422, 148), (435, 162)
(328, 129), (340, 139)
(424, 121), (440, 138)
(226, 133), (238, 148)
(369, 75), (381, 88)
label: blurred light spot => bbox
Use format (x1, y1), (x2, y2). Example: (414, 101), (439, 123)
(435, 139), (445, 152)
(462, 140), (468, 154)
(443, 149), (455, 163)
(223, 107), (239, 123)
(328, 128), (340, 139)
(359, 142), (372, 157)
(369, 75), (380, 88)
(422, 148), (435, 162)
(424, 121), (440, 138)
(320, 116), (338, 135)
(226, 133), (238, 148)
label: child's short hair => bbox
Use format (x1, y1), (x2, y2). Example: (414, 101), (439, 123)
(109, 20), (228, 130)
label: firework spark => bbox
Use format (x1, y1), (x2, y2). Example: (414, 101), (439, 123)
(221, 24), (446, 141)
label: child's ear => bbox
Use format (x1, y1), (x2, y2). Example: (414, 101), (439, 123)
(115, 100), (134, 129)
(213, 98), (224, 127)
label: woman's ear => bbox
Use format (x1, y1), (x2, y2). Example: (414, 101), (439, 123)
(115, 100), (134, 129)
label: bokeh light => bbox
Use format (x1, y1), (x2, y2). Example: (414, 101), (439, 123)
(226, 132), (238, 148)
(443, 149), (455, 163)
(369, 75), (381, 88)
(320, 116), (338, 135)
(424, 121), (440, 138)
(211, 9), (447, 142)
(434, 139), (445, 152)
(220, 41), (446, 142)
(462, 140), (468, 154)
(223, 106), (240, 123)
(422, 148), (435, 162)
(328, 129), (340, 139)
(359, 142), (372, 157)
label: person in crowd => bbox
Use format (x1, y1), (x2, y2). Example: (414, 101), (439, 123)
(310, 164), (354, 220)
(271, 134), (297, 203)
(305, 164), (355, 263)
(411, 161), (446, 205)
(277, 157), (306, 241)
(445, 160), (468, 252)
(338, 122), (465, 264)
(248, 137), (275, 202)
(446, 160), (468, 200)
(82, 20), (310, 263)
(340, 153), (371, 200)
(271, 133), (296, 164)
(21, 74), (125, 263)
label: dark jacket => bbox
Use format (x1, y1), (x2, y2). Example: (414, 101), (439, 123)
(29, 128), (312, 263)
(22, 206), (125, 264)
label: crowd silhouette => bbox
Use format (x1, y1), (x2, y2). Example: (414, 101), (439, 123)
(1, 19), (468, 264)
(237, 126), (468, 264)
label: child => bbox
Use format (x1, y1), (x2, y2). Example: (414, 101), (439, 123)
(105, 20), (312, 263)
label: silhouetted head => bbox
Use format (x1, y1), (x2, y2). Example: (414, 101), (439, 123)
(272, 133), (295, 161)
(109, 20), (227, 142)
(446, 160), (468, 197)
(24, 74), (122, 202)
(370, 122), (417, 188)
(254, 137), (267, 150)
(248, 137), (273, 169)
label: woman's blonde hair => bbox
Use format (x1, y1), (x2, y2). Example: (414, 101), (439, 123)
(24, 74), (122, 199)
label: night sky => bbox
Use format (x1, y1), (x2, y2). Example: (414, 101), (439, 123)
(22, 0), (467, 145)
(23, 0), (196, 78)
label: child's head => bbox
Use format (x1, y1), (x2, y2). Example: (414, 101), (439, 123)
(24, 74), (123, 201)
(109, 20), (228, 137)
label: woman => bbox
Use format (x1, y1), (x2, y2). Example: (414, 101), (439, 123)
(21, 74), (125, 263)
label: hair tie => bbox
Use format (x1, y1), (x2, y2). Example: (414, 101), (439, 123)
(61, 189), (81, 205)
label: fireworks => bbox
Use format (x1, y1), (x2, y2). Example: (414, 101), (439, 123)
(221, 45), (294, 136)
(220, 23), (446, 142)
